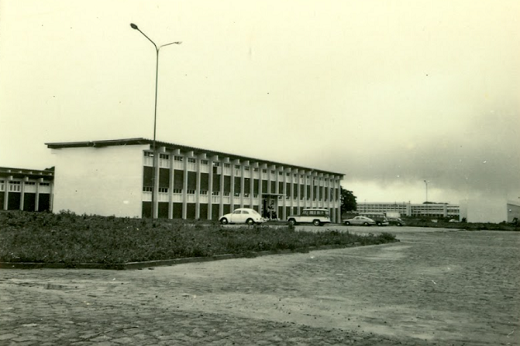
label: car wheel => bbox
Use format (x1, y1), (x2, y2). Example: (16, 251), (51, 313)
(246, 218), (255, 225)
(376, 222), (382, 226)
(220, 218), (228, 225)
(363, 222), (369, 226)
(313, 220), (321, 226)
(344, 221), (350, 225)
(288, 219), (296, 226)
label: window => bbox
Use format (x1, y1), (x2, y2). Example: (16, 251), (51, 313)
(224, 163), (230, 168)
(173, 188), (182, 194)
(0, 180), (4, 191)
(201, 160), (209, 165)
(9, 181), (21, 192)
(235, 165), (240, 169)
(159, 154), (169, 159)
(143, 186), (153, 192)
(144, 152), (153, 157)
(188, 158), (196, 163)
(174, 156), (183, 162)
(187, 189), (196, 194)
(200, 190), (208, 195)
(158, 187), (168, 193)
(213, 162), (220, 167)
(25, 182), (36, 185)
(212, 191), (220, 196)
(262, 169), (267, 173)
(244, 166), (250, 171)
(253, 168), (259, 172)
(40, 182), (50, 186)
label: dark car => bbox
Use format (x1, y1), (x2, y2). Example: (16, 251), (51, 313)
(387, 217), (405, 226)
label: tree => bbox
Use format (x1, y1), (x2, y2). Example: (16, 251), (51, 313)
(340, 187), (357, 214)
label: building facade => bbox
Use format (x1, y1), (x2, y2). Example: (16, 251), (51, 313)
(459, 199), (520, 223)
(357, 202), (460, 218)
(0, 166), (54, 212)
(46, 138), (344, 221)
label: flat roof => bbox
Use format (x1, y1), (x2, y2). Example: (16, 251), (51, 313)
(0, 166), (54, 179)
(46, 138), (344, 177)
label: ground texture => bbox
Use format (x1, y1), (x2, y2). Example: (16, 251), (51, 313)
(1, 227), (519, 345)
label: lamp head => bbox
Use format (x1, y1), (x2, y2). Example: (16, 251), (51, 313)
(130, 23), (139, 30)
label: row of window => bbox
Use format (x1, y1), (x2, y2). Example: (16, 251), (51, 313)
(142, 186), (334, 201)
(0, 180), (50, 192)
(145, 152), (338, 182)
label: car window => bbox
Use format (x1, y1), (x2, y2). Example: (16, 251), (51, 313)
(243, 210), (249, 214)
(233, 210), (241, 214)
(302, 211), (308, 216)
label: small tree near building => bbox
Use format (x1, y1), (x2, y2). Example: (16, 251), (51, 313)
(340, 187), (357, 214)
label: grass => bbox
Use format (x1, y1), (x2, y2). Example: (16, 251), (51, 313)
(402, 217), (520, 231)
(0, 211), (398, 265)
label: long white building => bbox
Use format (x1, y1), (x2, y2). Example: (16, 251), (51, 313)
(357, 201), (460, 218)
(46, 138), (344, 221)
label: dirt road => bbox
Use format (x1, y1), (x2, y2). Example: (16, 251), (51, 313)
(1, 227), (519, 345)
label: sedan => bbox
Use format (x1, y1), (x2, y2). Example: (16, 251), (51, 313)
(219, 208), (265, 225)
(343, 216), (376, 226)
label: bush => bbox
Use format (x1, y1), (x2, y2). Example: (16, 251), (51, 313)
(0, 211), (399, 264)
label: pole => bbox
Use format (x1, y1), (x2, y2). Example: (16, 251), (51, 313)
(130, 23), (181, 218)
(424, 180), (428, 203)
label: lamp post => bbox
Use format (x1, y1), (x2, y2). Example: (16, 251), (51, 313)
(130, 23), (181, 219)
(424, 180), (429, 203)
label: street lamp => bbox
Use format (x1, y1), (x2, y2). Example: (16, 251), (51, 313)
(130, 23), (181, 218)
(424, 180), (429, 203)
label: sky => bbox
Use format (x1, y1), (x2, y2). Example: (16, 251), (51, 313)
(1, 0), (519, 205)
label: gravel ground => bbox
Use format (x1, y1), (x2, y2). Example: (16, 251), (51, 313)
(1, 226), (519, 345)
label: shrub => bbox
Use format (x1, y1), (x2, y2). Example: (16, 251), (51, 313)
(0, 211), (399, 264)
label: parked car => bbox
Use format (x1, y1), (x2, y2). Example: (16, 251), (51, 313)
(387, 217), (406, 226)
(343, 216), (376, 226)
(357, 213), (389, 226)
(219, 208), (265, 225)
(287, 208), (331, 226)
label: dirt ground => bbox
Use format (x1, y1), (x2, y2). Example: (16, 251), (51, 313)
(1, 226), (519, 345)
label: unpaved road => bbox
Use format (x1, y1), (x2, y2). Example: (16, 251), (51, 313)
(1, 226), (519, 345)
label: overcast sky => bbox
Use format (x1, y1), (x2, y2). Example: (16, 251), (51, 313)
(1, 0), (519, 204)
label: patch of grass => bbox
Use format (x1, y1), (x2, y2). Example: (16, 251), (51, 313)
(0, 211), (399, 265)
(402, 217), (520, 231)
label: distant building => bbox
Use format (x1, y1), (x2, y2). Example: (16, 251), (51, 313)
(46, 138), (344, 221)
(0, 166), (54, 212)
(460, 199), (520, 223)
(357, 202), (460, 218)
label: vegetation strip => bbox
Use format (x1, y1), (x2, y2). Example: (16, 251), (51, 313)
(0, 211), (398, 269)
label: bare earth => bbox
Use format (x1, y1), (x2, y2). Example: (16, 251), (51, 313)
(1, 227), (519, 345)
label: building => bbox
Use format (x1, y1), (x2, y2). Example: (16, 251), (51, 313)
(460, 198), (520, 223)
(0, 166), (54, 212)
(46, 138), (344, 221)
(357, 202), (460, 219)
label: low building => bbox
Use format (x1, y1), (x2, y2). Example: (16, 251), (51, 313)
(460, 199), (520, 223)
(46, 138), (344, 221)
(0, 166), (54, 212)
(357, 201), (460, 219)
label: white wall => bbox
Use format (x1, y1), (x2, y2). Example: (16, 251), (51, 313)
(52, 145), (147, 217)
(460, 198), (508, 223)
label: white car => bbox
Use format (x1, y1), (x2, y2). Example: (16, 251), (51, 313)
(287, 208), (331, 226)
(343, 216), (376, 226)
(219, 208), (265, 225)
